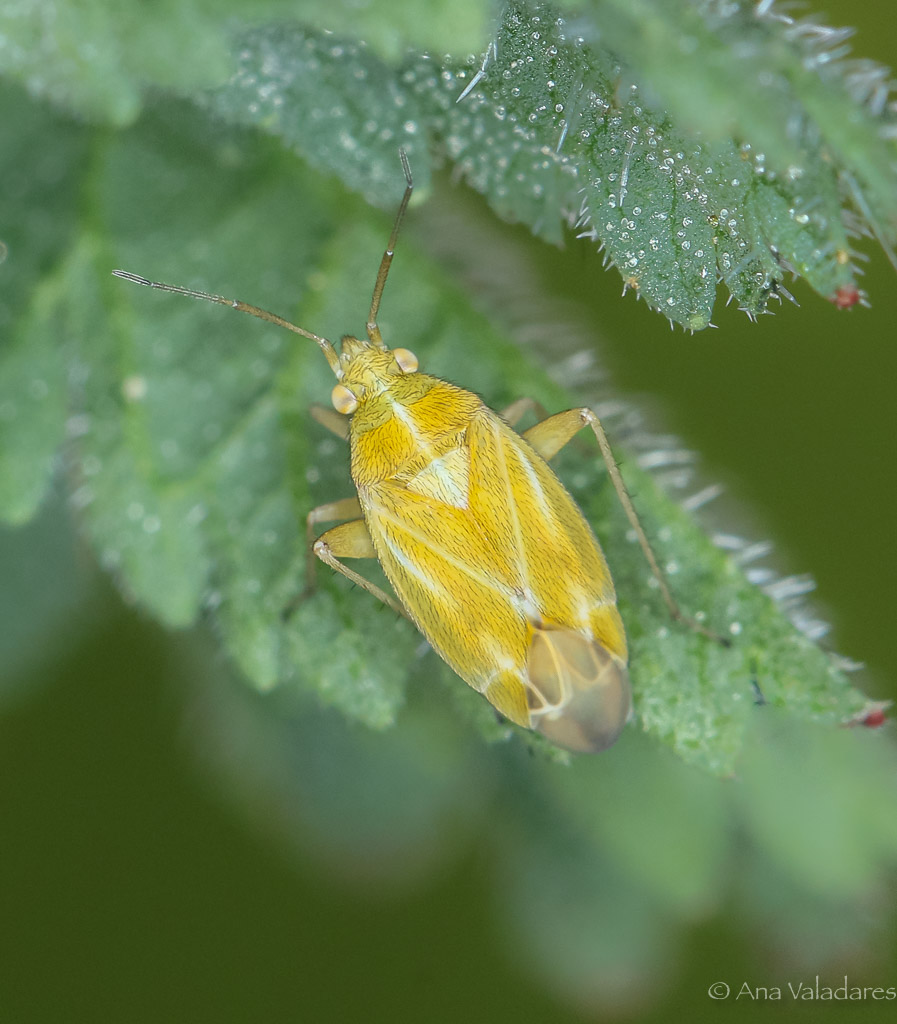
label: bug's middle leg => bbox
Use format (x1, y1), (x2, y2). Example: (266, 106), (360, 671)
(287, 500), (407, 620)
(312, 519), (408, 619)
(525, 406), (727, 645)
(283, 496), (363, 619)
(304, 497), (364, 593)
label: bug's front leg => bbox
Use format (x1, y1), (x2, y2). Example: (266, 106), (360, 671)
(525, 406), (728, 646)
(309, 404), (350, 440)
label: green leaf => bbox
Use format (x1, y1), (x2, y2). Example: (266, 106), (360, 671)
(4, 2), (895, 324)
(188, 665), (496, 888)
(0, 497), (103, 698)
(0, 87), (872, 772)
(201, 2), (897, 327)
(737, 715), (897, 899)
(0, 0), (233, 124)
(547, 729), (731, 914)
(285, 0), (490, 63)
(5, 36), (897, 1008)
(567, 0), (897, 240)
(0, 89), (89, 523)
(496, 816), (679, 1009)
(204, 22), (433, 207)
(0, 0), (487, 125)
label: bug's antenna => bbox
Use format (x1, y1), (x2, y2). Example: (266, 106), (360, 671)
(366, 149), (413, 349)
(111, 270), (343, 377)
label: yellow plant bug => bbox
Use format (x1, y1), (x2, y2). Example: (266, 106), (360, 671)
(113, 152), (721, 754)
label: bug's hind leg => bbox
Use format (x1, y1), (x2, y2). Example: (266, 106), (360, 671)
(525, 406), (728, 646)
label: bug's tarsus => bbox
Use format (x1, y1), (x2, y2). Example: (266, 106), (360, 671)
(366, 149), (414, 348)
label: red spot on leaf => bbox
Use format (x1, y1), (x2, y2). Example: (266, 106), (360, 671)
(843, 704), (889, 729)
(830, 284), (860, 309)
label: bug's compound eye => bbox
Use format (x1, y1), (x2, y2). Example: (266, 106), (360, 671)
(331, 383), (358, 415)
(393, 348), (419, 374)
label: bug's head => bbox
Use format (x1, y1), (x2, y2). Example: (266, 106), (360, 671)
(327, 147), (417, 419)
(329, 336), (420, 416)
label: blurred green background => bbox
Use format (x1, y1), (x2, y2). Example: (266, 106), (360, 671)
(3, 1), (897, 1021)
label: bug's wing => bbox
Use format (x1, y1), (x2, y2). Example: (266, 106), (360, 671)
(358, 407), (625, 717)
(525, 626), (630, 753)
(359, 473), (527, 708)
(471, 410), (621, 628)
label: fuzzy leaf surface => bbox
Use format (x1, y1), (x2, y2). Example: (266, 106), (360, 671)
(0, 93), (876, 772)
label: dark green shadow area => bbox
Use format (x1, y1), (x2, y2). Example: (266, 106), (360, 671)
(0, 534), (573, 1024)
(2, 502), (894, 1023)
